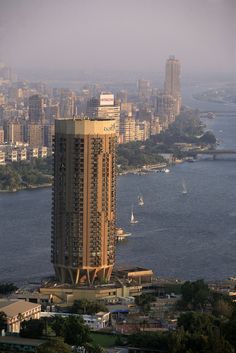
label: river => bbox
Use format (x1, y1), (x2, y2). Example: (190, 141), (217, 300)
(0, 81), (236, 284)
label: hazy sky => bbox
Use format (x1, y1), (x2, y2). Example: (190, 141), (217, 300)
(0, 0), (235, 77)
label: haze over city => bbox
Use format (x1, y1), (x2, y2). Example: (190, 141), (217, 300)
(0, 0), (235, 79)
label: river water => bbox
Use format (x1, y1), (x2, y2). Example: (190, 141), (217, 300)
(0, 81), (236, 284)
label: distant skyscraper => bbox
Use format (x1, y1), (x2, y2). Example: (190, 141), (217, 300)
(164, 56), (181, 115)
(51, 117), (117, 285)
(0, 128), (4, 144)
(138, 80), (151, 100)
(120, 113), (136, 143)
(43, 124), (55, 148)
(86, 92), (120, 136)
(28, 95), (45, 124)
(59, 90), (76, 118)
(27, 123), (44, 147)
(156, 93), (176, 126)
(7, 122), (24, 144)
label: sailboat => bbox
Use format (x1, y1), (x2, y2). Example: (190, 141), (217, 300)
(130, 207), (138, 224)
(138, 195), (144, 206)
(182, 179), (187, 194)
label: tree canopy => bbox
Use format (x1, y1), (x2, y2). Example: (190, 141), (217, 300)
(71, 299), (108, 315)
(37, 339), (71, 353)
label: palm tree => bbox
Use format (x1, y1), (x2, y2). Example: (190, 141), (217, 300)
(0, 311), (7, 331)
(17, 313), (24, 331)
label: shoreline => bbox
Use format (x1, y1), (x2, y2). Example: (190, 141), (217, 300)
(0, 183), (52, 193)
(0, 160), (185, 192)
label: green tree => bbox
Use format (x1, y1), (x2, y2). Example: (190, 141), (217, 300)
(177, 312), (215, 334)
(199, 131), (216, 144)
(20, 318), (44, 338)
(213, 299), (233, 319)
(84, 342), (105, 353)
(135, 293), (156, 313)
(51, 316), (91, 347)
(0, 311), (7, 331)
(71, 299), (108, 315)
(0, 282), (18, 294)
(64, 316), (91, 346)
(179, 279), (210, 310)
(50, 316), (66, 337)
(223, 315), (236, 350)
(128, 332), (169, 351)
(37, 339), (71, 353)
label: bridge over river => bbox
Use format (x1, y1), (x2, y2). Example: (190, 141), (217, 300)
(187, 149), (236, 160)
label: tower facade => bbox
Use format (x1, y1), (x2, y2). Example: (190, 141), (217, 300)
(51, 118), (117, 285)
(164, 56), (181, 115)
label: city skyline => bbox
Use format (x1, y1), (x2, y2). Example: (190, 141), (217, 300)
(0, 0), (235, 78)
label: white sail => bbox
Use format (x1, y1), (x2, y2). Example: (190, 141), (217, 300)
(138, 195), (144, 206)
(130, 208), (138, 224)
(182, 179), (187, 194)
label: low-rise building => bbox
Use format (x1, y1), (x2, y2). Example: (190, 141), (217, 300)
(6, 149), (17, 162)
(39, 146), (47, 158)
(0, 336), (45, 353)
(28, 148), (38, 159)
(82, 311), (110, 330)
(0, 151), (5, 165)
(18, 148), (27, 161)
(0, 300), (41, 333)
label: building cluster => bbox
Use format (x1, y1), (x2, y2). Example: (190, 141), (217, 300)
(0, 56), (181, 165)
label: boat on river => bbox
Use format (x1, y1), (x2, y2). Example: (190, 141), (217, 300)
(116, 228), (131, 241)
(138, 195), (144, 206)
(182, 179), (187, 194)
(130, 207), (138, 224)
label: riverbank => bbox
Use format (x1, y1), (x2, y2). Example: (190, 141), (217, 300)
(0, 183), (52, 193)
(118, 162), (168, 175)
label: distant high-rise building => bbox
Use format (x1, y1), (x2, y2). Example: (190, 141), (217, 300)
(28, 95), (45, 124)
(164, 56), (181, 115)
(51, 117), (117, 285)
(135, 121), (150, 141)
(138, 80), (151, 100)
(120, 113), (136, 143)
(150, 117), (161, 135)
(27, 123), (44, 147)
(59, 90), (76, 118)
(116, 90), (128, 104)
(0, 128), (4, 144)
(7, 122), (24, 144)
(44, 104), (59, 123)
(86, 92), (120, 136)
(43, 124), (55, 148)
(156, 93), (176, 126)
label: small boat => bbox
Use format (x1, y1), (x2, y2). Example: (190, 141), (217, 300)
(186, 158), (195, 163)
(207, 112), (216, 119)
(116, 228), (131, 241)
(130, 207), (138, 224)
(138, 195), (144, 206)
(182, 179), (187, 194)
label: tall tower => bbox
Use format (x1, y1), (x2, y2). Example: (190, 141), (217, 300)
(51, 117), (117, 285)
(164, 56), (181, 115)
(28, 95), (45, 124)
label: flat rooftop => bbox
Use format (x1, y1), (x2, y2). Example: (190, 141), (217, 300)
(0, 336), (45, 347)
(0, 300), (40, 318)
